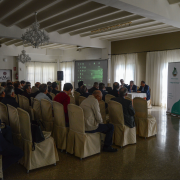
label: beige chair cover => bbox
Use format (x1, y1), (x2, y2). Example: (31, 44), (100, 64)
(50, 93), (55, 100)
(33, 98), (42, 121)
(7, 105), (22, 149)
(105, 94), (115, 104)
(74, 91), (81, 105)
(125, 96), (132, 101)
(69, 95), (75, 104)
(14, 94), (18, 103)
(18, 94), (24, 109)
(133, 97), (157, 137)
(66, 104), (101, 159)
(52, 101), (68, 150)
(0, 102), (9, 125)
(22, 96), (34, 120)
(79, 96), (86, 105)
(0, 155), (2, 180)
(108, 100), (136, 147)
(17, 108), (59, 171)
(99, 100), (108, 124)
(30, 97), (34, 108)
(41, 99), (54, 132)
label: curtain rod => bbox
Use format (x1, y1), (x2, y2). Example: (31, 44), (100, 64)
(29, 61), (57, 63)
(109, 48), (180, 55)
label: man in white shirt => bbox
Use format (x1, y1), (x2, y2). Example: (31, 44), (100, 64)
(35, 84), (52, 106)
(80, 90), (117, 152)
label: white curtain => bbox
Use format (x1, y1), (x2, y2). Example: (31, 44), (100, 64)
(146, 49), (180, 107)
(111, 53), (137, 85)
(59, 62), (74, 90)
(26, 62), (57, 86)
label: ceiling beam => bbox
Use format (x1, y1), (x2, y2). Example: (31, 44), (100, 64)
(5, 39), (22, 46)
(167, 0), (180, 4)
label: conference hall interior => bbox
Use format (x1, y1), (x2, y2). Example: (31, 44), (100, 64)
(1, 0), (180, 180)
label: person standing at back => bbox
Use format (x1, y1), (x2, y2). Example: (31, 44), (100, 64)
(112, 87), (135, 128)
(54, 83), (73, 127)
(1, 86), (19, 108)
(80, 90), (117, 152)
(88, 82), (99, 93)
(52, 82), (60, 95)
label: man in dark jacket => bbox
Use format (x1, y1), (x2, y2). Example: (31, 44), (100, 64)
(52, 82), (60, 95)
(137, 81), (150, 101)
(99, 83), (108, 101)
(1, 86), (19, 108)
(127, 81), (137, 92)
(14, 81), (23, 95)
(110, 82), (120, 97)
(75, 81), (84, 93)
(88, 82), (99, 93)
(112, 87), (135, 128)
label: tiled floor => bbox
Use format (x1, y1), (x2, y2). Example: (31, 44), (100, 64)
(4, 107), (180, 179)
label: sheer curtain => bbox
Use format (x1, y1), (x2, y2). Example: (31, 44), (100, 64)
(59, 61), (74, 90)
(111, 53), (137, 86)
(26, 62), (57, 86)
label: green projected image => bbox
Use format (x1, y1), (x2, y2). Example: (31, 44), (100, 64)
(75, 60), (108, 88)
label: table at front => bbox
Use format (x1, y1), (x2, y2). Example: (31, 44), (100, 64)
(127, 93), (147, 101)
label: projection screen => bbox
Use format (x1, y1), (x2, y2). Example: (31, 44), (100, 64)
(74, 59), (108, 89)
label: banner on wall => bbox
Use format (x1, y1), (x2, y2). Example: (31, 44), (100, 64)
(167, 62), (180, 115)
(0, 70), (12, 82)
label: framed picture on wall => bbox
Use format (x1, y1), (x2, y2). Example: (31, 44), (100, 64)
(0, 69), (12, 82)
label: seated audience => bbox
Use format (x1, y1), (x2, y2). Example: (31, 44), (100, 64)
(137, 81), (150, 101)
(31, 82), (41, 93)
(112, 87), (135, 128)
(20, 80), (26, 89)
(80, 85), (91, 98)
(47, 81), (52, 88)
(46, 86), (52, 100)
(127, 81), (137, 92)
(110, 82), (120, 97)
(0, 123), (24, 171)
(14, 81), (23, 95)
(80, 90), (117, 152)
(0, 86), (5, 102)
(1, 82), (7, 88)
(1, 86), (19, 108)
(120, 79), (128, 88)
(99, 83), (108, 101)
(52, 82), (60, 95)
(88, 82), (99, 93)
(26, 82), (31, 87)
(6, 80), (11, 84)
(7, 82), (13, 87)
(75, 81), (84, 93)
(54, 83), (73, 127)
(35, 84), (52, 105)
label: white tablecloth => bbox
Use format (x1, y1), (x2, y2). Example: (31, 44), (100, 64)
(127, 93), (147, 100)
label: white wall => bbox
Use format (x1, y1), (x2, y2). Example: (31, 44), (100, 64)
(0, 55), (18, 82)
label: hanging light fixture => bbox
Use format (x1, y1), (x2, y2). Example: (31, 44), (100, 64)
(17, 43), (31, 64)
(21, 12), (49, 48)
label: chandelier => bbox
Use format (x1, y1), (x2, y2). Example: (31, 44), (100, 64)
(17, 47), (31, 64)
(21, 12), (49, 48)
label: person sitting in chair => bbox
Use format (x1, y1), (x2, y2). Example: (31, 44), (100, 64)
(80, 85), (91, 98)
(0, 86), (5, 102)
(75, 81), (84, 93)
(46, 86), (52, 100)
(88, 82), (99, 93)
(52, 82), (60, 95)
(80, 90), (117, 152)
(127, 81), (137, 92)
(99, 83), (108, 101)
(31, 82), (41, 93)
(20, 80), (26, 89)
(112, 87), (135, 128)
(120, 79), (128, 88)
(14, 81), (23, 95)
(110, 82), (119, 97)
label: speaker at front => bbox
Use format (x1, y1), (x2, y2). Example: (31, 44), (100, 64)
(57, 71), (63, 81)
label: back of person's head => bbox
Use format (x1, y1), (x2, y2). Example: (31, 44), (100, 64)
(7, 82), (13, 87)
(64, 83), (73, 91)
(93, 90), (102, 102)
(39, 84), (48, 93)
(80, 85), (87, 94)
(99, 83), (105, 90)
(35, 82), (40, 88)
(113, 82), (119, 90)
(7, 80), (11, 83)
(52, 82), (58, 89)
(1, 82), (7, 88)
(93, 82), (99, 88)
(141, 81), (145, 84)
(26, 82), (31, 86)
(48, 86), (52, 93)
(0, 86), (5, 97)
(23, 84), (31, 92)
(14, 81), (20, 88)
(47, 81), (52, 86)
(119, 87), (127, 97)
(20, 80), (25, 85)
(5, 86), (14, 97)
(120, 79), (124, 84)
(78, 81), (83, 88)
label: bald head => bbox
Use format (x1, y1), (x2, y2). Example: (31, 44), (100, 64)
(93, 90), (102, 102)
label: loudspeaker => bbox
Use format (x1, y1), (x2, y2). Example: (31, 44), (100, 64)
(57, 71), (63, 81)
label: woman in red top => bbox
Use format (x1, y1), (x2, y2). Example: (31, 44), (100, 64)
(54, 83), (73, 127)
